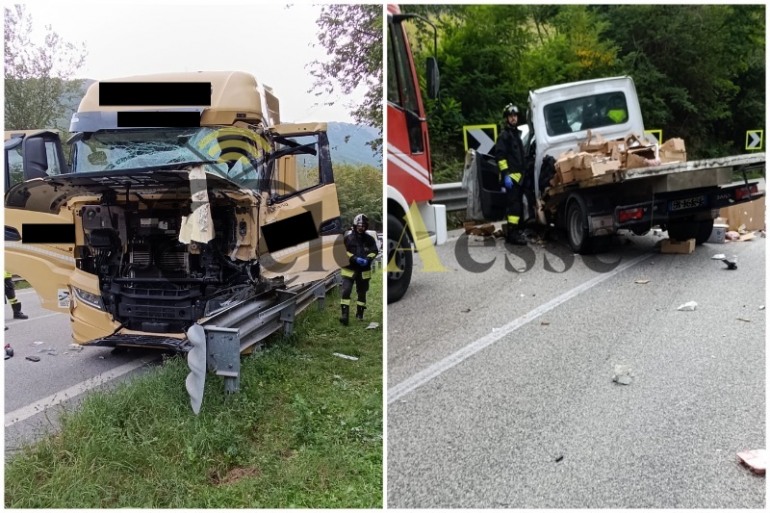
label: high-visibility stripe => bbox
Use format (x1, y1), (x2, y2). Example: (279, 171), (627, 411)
(357, 301), (366, 307)
(362, 271), (372, 279)
(340, 298), (351, 306)
(497, 159), (508, 171)
(366, 253), (377, 259)
(341, 268), (355, 278)
(507, 215), (520, 225)
(509, 172), (522, 183)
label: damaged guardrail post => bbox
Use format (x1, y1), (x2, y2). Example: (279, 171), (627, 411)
(204, 326), (241, 394)
(185, 324), (241, 414)
(276, 289), (298, 335)
(313, 281), (327, 311)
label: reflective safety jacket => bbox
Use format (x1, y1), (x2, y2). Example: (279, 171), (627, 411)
(494, 123), (526, 184)
(342, 230), (378, 279)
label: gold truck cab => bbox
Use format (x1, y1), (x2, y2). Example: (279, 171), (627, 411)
(4, 71), (344, 348)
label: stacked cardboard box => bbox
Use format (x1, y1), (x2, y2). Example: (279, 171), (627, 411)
(550, 131), (688, 187)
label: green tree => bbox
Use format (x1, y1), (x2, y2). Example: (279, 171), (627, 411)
(308, 4), (383, 153)
(334, 164), (383, 231)
(4, 4), (87, 130)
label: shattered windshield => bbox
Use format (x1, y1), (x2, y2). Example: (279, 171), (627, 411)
(71, 127), (269, 189)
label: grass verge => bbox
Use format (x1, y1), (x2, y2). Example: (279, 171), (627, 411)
(5, 273), (383, 508)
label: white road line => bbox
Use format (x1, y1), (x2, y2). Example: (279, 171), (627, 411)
(5, 358), (156, 428)
(6, 312), (66, 323)
(388, 252), (653, 404)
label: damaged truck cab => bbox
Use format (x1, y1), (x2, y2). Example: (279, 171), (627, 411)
(4, 71), (344, 349)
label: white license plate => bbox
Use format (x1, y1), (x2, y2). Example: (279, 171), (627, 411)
(670, 196), (705, 211)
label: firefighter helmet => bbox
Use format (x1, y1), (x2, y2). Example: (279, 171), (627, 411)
(353, 213), (369, 230)
(503, 103), (520, 118)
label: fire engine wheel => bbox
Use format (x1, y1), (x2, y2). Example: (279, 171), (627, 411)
(387, 214), (412, 304)
(566, 196), (591, 254)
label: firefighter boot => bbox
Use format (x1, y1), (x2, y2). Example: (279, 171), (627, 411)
(11, 302), (28, 320)
(355, 305), (366, 321)
(339, 305), (350, 326)
(506, 225), (527, 246)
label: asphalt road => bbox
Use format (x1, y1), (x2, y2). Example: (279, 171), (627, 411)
(387, 227), (766, 508)
(4, 289), (161, 454)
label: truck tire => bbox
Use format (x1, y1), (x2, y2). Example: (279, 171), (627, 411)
(566, 196), (592, 254)
(387, 214), (412, 304)
(667, 219), (713, 245)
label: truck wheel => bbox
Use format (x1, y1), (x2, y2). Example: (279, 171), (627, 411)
(667, 219), (713, 244)
(387, 214), (412, 304)
(695, 219), (714, 245)
(566, 197), (591, 254)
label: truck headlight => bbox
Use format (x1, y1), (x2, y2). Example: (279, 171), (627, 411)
(72, 287), (104, 310)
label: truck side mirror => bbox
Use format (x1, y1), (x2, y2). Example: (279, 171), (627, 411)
(22, 137), (49, 180)
(426, 57), (440, 100)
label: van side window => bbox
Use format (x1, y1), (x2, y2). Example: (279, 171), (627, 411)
(387, 20), (425, 154)
(544, 92), (629, 136)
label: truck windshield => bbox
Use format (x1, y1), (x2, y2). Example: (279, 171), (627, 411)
(71, 127), (269, 189)
(544, 92), (629, 136)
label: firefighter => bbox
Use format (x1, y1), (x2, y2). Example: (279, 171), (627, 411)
(607, 94), (628, 124)
(494, 103), (528, 245)
(5, 271), (28, 321)
(340, 214), (378, 325)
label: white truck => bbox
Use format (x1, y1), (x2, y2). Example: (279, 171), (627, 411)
(473, 76), (765, 252)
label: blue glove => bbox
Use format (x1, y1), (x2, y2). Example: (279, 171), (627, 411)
(355, 257), (369, 266)
(503, 174), (514, 191)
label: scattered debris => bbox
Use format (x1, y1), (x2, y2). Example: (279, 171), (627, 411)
(737, 318), (751, 323)
(5, 344), (13, 360)
(712, 253), (726, 260)
(332, 352), (359, 361)
(463, 221), (496, 237)
(68, 343), (84, 352)
(612, 364), (634, 385)
(541, 321), (550, 326)
(555, 455), (564, 463)
(634, 279), (650, 285)
(718, 255), (738, 270)
(726, 231), (740, 241)
(760, 306), (765, 311)
(739, 232), (756, 242)
(737, 449), (766, 475)
(25, 356), (41, 362)
(677, 301), (698, 311)
(461, 308), (471, 313)
(365, 322), (379, 330)
(33, 341), (44, 346)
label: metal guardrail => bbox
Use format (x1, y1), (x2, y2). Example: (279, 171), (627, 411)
(432, 182), (466, 212)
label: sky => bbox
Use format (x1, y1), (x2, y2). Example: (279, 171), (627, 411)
(17, 1), (374, 124)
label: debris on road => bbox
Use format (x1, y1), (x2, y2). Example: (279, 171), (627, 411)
(461, 308), (471, 313)
(541, 321), (550, 326)
(25, 356), (41, 362)
(677, 301), (698, 311)
(33, 341), (44, 346)
(712, 253), (726, 260)
(634, 279), (650, 285)
(612, 364), (634, 385)
(5, 344), (13, 360)
(760, 305), (765, 311)
(463, 221), (496, 237)
(555, 455), (564, 462)
(365, 322), (379, 330)
(737, 449), (766, 475)
(737, 318), (751, 323)
(333, 352), (359, 361)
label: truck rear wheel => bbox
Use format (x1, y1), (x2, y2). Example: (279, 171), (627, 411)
(566, 197), (591, 254)
(387, 214), (412, 304)
(667, 219), (713, 245)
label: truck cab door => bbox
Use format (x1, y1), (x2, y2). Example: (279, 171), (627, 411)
(4, 131), (76, 312)
(259, 123), (345, 285)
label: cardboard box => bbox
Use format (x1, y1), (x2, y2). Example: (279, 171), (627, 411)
(573, 158), (621, 181)
(661, 238), (695, 254)
(607, 139), (626, 160)
(625, 146), (658, 169)
(659, 139), (687, 164)
(579, 130), (607, 153)
(719, 196), (766, 231)
(555, 150), (575, 173)
(707, 223), (728, 244)
(557, 167), (575, 185)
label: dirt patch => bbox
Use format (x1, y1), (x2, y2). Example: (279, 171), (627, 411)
(209, 466), (262, 485)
